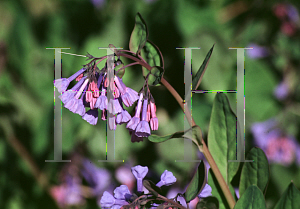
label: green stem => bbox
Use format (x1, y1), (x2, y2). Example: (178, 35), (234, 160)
(161, 78), (236, 209)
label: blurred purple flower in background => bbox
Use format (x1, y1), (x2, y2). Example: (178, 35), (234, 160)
(246, 44), (269, 59)
(251, 119), (300, 166)
(91, 0), (105, 8)
(115, 165), (136, 191)
(274, 81), (289, 100)
(50, 175), (85, 208)
(81, 159), (111, 195)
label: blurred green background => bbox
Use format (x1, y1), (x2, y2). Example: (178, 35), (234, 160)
(1, 0), (300, 208)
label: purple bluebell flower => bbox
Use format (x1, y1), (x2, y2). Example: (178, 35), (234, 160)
(126, 93), (143, 131)
(156, 170), (177, 187)
(82, 109), (98, 125)
(198, 184), (212, 198)
(116, 109), (131, 125)
(58, 76), (87, 104)
(81, 159), (111, 195)
(100, 191), (128, 209)
(131, 165), (148, 192)
(274, 81), (289, 100)
(246, 44), (269, 59)
(130, 131), (144, 143)
(107, 98), (123, 115)
(136, 99), (151, 137)
(54, 68), (86, 93)
(115, 76), (139, 107)
(95, 88), (108, 110)
(114, 185), (132, 201)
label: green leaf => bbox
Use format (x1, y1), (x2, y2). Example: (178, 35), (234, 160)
(208, 169), (236, 209)
(196, 196), (219, 209)
(234, 185), (266, 209)
(192, 44), (215, 90)
(141, 40), (164, 78)
(147, 66), (165, 86)
(148, 125), (202, 147)
(207, 93), (239, 184)
(239, 147), (269, 197)
(274, 183), (300, 209)
(114, 63), (125, 78)
(143, 180), (162, 197)
(184, 161), (207, 203)
(129, 12), (148, 54)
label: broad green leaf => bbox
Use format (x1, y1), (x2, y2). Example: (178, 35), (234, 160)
(143, 180), (161, 197)
(208, 169), (236, 209)
(239, 147), (269, 197)
(207, 93), (239, 184)
(148, 125), (202, 147)
(184, 161), (207, 203)
(196, 196), (219, 209)
(234, 185), (266, 209)
(147, 66), (165, 86)
(141, 40), (164, 78)
(129, 12), (148, 54)
(192, 44), (215, 90)
(274, 183), (300, 209)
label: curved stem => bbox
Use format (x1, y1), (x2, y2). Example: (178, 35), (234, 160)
(161, 78), (236, 209)
(117, 62), (140, 72)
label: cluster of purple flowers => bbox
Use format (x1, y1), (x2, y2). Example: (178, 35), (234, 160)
(251, 119), (300, 166)
(100, 165), (177, 208)
(54, 60), (159, 141)
(100, 165), (212, 209)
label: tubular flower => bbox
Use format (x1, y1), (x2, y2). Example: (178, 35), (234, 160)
(126, 93), (143, 131)
(82, 109), (98, 125)
(135, 99), (151, 137)
(150, 101), (159, 130)
(100, 191), (128, 209)
(54, 68), (86, 93)
(156, 170), (177, 187)
(131, 165), (148, 192)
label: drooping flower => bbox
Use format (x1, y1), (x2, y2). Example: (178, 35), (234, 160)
(107, 98), (123, 115)
(150, 100), (159, 131)
(126, 93), (143, 131)
(116, 109), (131, 125)
(54, 68), (86, 93)
(135, 99), (151, 137)
(58, 76), (87, 104)
(131, 165), (148, 192)
(82, 109), (98, 125)
(95, 88), (108, 110)
(115, 76), (139, 107)
(156, 170), (176, 187)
